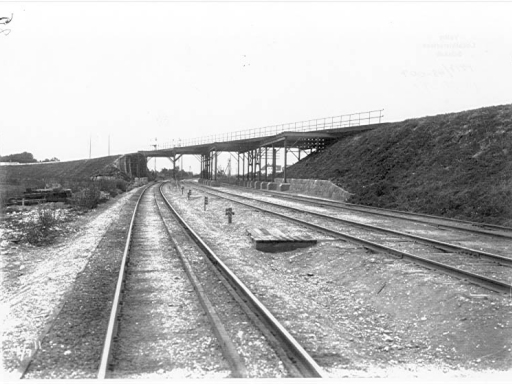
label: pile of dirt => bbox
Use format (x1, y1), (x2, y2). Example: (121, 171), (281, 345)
(285, 104), (512, 226)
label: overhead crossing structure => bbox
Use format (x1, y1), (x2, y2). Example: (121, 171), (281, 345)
(140, 109), (385, 190)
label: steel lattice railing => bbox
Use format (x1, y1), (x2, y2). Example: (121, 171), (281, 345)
(154, 109), (384, 150)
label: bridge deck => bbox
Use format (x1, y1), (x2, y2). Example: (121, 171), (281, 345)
(140, 122), (388, 157)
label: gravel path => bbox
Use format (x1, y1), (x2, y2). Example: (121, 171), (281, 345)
(2, 189), (141, 378)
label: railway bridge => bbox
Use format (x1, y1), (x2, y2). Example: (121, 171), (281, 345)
(139, 110), (385, 191)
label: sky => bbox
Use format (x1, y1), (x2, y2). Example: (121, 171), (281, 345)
(1, 1), (511, 173)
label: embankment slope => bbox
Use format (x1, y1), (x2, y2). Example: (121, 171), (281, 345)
(0, 154), (149, 205)
(286, 104), (512, 226)
(0, 155), (123, 183)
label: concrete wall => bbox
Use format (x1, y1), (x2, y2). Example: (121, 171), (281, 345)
(274, 178), (352, 201)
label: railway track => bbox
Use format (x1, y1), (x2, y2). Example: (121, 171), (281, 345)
(212, 185), (512, 264)
(97, 183), (324, 378)
(185, 181), (512, 294)
(226, 182), (512, 239)
(14, 181), (512, 377)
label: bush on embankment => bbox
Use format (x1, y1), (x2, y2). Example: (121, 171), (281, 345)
(285, 104), (512, 226)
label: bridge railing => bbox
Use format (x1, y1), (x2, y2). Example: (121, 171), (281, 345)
(155, 109), (383, 150)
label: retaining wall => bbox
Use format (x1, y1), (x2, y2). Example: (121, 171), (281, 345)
(274, 178), (352, 201)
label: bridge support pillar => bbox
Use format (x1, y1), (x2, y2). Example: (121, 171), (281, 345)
(236, 152), (240, 185)
(199, 155), (204, 180)
(172, 155), (177, 180)
(248, 150), (254, 181)
(242, 152), (246, 182)
(283, 139), (288, 183)
(257, 147), (262, 182)
(272, 145), (276, 182)
(214, 149), (218, 181)
(265, 147), (268, 181)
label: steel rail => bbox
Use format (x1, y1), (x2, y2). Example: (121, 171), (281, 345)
(158, 184), (325, 378)
(154, 187), (248, 378)
(342, 201), (512, 232)
(190, 185), (512, 295)
(222, 182), (512, 238)
(191, 184), (512, 267)
(260, 188), (512, 234)
(97, 184), (152, 379)
(258, 191), (512, 240)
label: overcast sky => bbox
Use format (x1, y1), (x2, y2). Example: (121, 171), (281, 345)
(1, 1), (511, 172)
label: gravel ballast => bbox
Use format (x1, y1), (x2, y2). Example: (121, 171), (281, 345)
(21, 190), (143, 379)
(109, 187), (230, 379)
(2, 181), (511, 379)
(1, 189), (142, 378)
(163, 182), (512, 378)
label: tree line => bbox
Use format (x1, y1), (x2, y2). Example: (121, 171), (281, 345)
(158, 167), (193, 179)
(0, 152), (60, 163)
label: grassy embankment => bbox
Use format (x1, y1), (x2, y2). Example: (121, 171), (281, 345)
(0, 155), (126, 207)
(286, 104), (512, 226)
(0, 155), (138, 245)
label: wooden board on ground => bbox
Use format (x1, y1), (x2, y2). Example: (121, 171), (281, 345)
(247, 228), (317, 253)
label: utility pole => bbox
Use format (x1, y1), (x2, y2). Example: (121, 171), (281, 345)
(89, 135), (92, 159)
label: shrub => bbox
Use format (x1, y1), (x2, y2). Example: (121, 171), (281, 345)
(96, 178), (127, 197)
(36, 204), (59, 229)
(115, 179), (128, 192)
(71, 185), (101, 209)
(25, 204), (60, 245)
